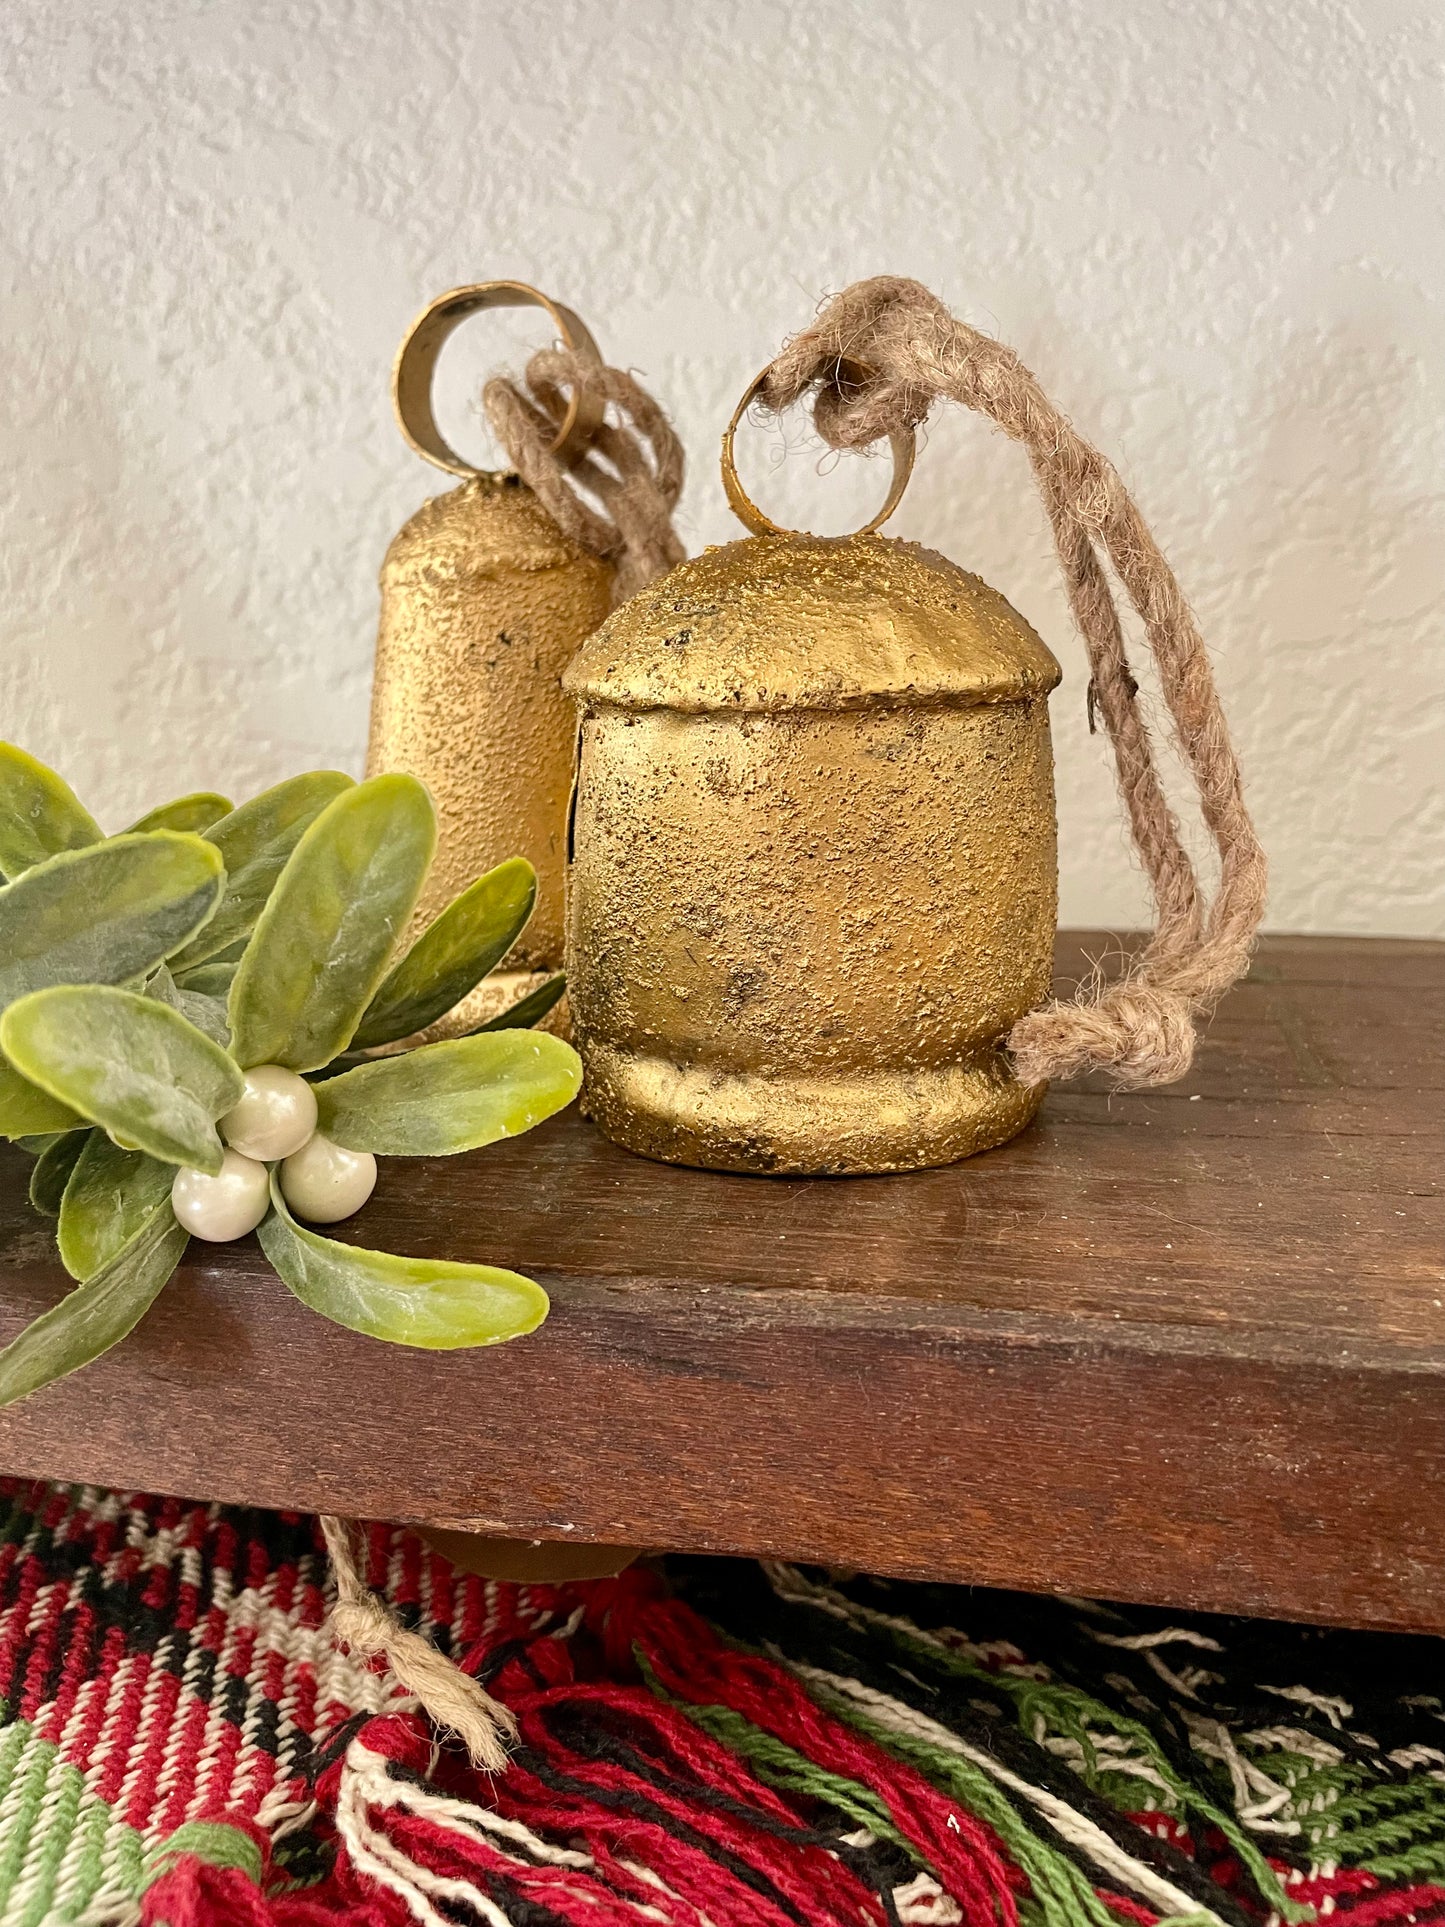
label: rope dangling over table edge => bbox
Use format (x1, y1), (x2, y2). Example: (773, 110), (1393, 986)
(757, 274), (1268, 1090)
(484, 346), (686, 604)
(320, 1513), (517, 1774)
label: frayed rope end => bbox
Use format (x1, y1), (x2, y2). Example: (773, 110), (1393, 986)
(320, 1515), (516, 1775)
(1008, 980), (1197, 1091)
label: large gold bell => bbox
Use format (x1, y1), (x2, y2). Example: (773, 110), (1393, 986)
(367, 284), (613, 1014)
(562, 375), (1062, 1176)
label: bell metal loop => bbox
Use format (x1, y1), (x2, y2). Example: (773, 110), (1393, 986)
(392, 280), (605, 481)
(720, 360), (916, 538)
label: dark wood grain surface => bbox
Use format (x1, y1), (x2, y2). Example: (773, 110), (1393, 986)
(0, 934), (1440, 1632)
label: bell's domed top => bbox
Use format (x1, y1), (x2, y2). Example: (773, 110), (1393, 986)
(563, 533), (1060, 713)
(383, 473), (600, 584)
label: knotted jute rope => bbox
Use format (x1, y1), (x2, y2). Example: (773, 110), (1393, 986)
(758, 276), (1266, 1088)
(484, 348), (686, 604)
(320, 1515), (516, 1773)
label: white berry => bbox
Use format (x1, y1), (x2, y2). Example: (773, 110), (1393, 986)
(279, 1132), (377, 1224)
(219, 1064), (318, 1161)
(171, 1150), (271, 1242)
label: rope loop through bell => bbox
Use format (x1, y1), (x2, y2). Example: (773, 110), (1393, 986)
(744, 275), (1267, 1091)
(720, 360), (915, 538)
(390, 279), (685, 604)
(392, 280), (606, 480)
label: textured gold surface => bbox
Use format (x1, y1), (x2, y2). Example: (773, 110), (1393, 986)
(565, 533), (1060, 712)
(367, 473), (613, 970)
(563, 533), (1061, 1175)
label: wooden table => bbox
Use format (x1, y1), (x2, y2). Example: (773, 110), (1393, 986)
(0, 934), (1440, 1633)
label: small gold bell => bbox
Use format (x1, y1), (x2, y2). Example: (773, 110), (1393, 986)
(563, 369), (1062, 1175)
(366, 283), (614, 1020)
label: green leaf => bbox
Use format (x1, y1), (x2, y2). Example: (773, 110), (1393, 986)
(0, 1203), (188, 1409)
(0, 742), (102, 879)
(145, 964), (231, 1048)
(0, 1062), (84, 1137)
(0, 986), (243, 1175)
(0, 832), (225, 1019)
(316, 1031), (581, 1156)
(172, 955), (243, 1000)
(29, 1130), (91, 1216)
(471, 973), (567, 1033)
(258, 1175), (548, 1350)
(168, 770), (354, 970)
(311, 972), (567, 1079)
(127, 791), (233, 835)
(183, 936), (249, 969)
(58, 1132), (177, 1281)
(351, 859), (536, 1050)
(228, 774), (436, 1073)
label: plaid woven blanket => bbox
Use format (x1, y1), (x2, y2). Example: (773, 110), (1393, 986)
(0, 1478), (1440, 1925)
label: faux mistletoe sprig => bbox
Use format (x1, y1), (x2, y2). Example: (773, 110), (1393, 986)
(0, 743), (580, 1408)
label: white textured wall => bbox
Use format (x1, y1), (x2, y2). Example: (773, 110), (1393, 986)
(2, 0), (1441, 935)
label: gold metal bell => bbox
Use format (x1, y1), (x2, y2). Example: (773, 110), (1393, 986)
(562, 370), (1062, 1175)
(366, 283), (614, 1018)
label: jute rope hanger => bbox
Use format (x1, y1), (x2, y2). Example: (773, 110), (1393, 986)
(391, 278), (687, 608)
(321, 1515), (517, 1772)
(483, 349), (686, 605)
(487, 352), (689, 601)
(754, 274), (1267, 1090)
